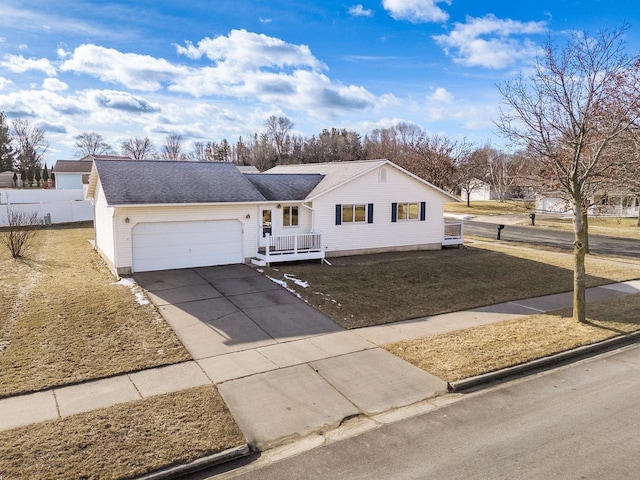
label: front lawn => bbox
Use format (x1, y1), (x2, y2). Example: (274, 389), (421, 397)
(0, 225), (190, 397)
(262, 241), (640, 329)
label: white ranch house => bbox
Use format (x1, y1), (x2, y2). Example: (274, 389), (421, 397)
(86, 159), (463, 276)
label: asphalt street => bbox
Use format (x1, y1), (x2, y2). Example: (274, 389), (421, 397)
(216, 343), (640, 480)
(465, 220), (640, 258)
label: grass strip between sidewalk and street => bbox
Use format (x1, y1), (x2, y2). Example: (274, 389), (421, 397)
(385, 294), (640, 382)
(0, 385), (245, 480)
(0, 225), (191, 398)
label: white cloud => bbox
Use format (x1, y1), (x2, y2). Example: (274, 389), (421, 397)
(175, 29), (325, 71)
(0, 54), (57, 76)
(60, 44), (188, 91)
(433, 14), (547, 69)
(349, 4), (374, 17)
(88, 90), (160, 113)
(429, 87), (453, 102)
(0, 77), (12, 90)
(56, 45), (70, 59)
(382, 0), (449, 23)
(43, 77), (68, 91)
(259, 17), (272, 24)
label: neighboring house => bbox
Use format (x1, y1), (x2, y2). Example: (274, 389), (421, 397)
(0, 171), (15, 188)
(86, 159), (462, 276)
(460, 178), (491, 202)
(536, 192), (640, 217)
(54, 154), (129, 190)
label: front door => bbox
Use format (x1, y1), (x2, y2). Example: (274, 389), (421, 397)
(259, 209), (273, 247)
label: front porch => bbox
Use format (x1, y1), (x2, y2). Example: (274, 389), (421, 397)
(252, 233), (325, 266)
(443, 222), (464, 246)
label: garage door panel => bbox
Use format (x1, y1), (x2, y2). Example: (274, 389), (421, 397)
(132, 220), (242, 272)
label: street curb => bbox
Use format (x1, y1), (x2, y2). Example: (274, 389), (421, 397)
(448, 330), (640, 392)
(135, 444), (252, 480)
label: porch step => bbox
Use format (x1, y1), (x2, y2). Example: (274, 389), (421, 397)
(251, 258), (267, 267)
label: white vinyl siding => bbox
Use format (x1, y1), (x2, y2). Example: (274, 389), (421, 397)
(93, 182), (116, 265)
(112, 204), (258, 272)
(314, 166), (446, 254)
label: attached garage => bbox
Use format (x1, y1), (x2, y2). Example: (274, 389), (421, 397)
(132, 220), (242, 272)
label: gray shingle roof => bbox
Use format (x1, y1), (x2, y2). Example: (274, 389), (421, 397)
(244, 173), (324, 201)
(94, 160), (268, 205)
(54, 160), (94, 173)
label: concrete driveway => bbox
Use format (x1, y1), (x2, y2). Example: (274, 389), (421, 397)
(134, 264), (447, 449)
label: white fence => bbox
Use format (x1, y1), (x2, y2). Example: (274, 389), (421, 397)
(0, 189), (85, 204)
(0, 200), (93, 226)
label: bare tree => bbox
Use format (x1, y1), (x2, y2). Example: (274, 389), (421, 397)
(74, 132), (114, 157)
(264, 115), (294, 159)
(399, 134), (472, 192)
(498, 26), (640, 322)
(121, 137), (155, 160)
(0, 208), (40, 258)
(11, 119), (48, 175)
(161, 133), (185, 160)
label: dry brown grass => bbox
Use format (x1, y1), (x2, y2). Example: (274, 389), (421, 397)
(385, 294), (640, 382)
(0, 225), (190, 398)
(445, 199), (534, 215)
(521, 216), (640, 240)
(0, 385), (245, 480)
(264, 243), (640, 329)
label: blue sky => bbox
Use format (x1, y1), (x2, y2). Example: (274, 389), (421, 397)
(1, 0), (639, 163)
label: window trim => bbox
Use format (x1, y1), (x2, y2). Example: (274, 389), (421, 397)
(335, 203), (374, 225)
(392, 202), (426, 222)
(282, 205), (299, 228)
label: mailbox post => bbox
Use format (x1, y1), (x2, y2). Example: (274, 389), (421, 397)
(497, 224), (505, 240)
(529, 213), (536, 226)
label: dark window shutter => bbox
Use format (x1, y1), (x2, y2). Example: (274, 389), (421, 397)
(391, 202), (397, 223)
(335, 204), (342, 225)
(367, 203), (374, 223)
(420, 202), (426, 221)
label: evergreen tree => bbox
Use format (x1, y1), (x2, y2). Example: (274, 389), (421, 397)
(0, 112), (15, 172)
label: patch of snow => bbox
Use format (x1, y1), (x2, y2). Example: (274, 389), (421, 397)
(113, 276), (150, 306)
(256, 268), (264, 273)
(284, 273), (309, 288)
(134, 292), (150, 305)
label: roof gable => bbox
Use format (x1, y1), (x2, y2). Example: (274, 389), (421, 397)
(266, 159), (460, 202)
(92, 160), (267, 205)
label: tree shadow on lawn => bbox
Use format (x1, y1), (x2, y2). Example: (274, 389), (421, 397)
(264, 247), (640, 329)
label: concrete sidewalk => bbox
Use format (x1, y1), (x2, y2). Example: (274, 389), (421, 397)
(2, 270), (639, 451)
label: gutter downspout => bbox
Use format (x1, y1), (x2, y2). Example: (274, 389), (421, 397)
(300, 202), (315, 232)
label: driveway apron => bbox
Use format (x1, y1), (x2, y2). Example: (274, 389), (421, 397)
(135, 265), (446, 449)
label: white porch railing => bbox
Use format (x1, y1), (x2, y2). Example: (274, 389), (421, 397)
(256, 233), (325, 264)
(443, 222), (464, 246)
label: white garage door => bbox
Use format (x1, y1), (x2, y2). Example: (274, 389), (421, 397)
(132, 220), (242, 272)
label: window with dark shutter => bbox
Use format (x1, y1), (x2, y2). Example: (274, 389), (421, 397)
(420, 202), (426, 221)
(367, 203), (374, 223)
(391, 202), (397, 222)
(335, 204), (342, 225)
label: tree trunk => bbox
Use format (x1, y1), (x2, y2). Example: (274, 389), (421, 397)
(467, 195), (471, 207)
(573, 201), (588, 323)
(582, 209), (590, 254)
